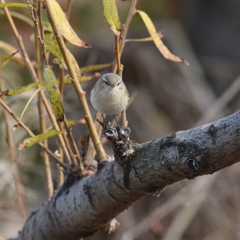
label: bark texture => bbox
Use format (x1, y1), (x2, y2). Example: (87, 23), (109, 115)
(15, 111), (240, 240)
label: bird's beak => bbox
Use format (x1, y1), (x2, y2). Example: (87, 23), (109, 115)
(110, 84), (116, 88)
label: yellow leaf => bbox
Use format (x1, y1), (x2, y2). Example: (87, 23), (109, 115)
(48, 0), (90, 48)
(63, 73), (101, 84)
(136, 10), (189, 65)
(125, 31), (164, 43)
(67, 48), (82, 77)
(81, 63), (112, 72)
(103, 0), (121, 36)
(0, 82), (46, 96)
(46, 119), (85, 132)
(0, 41), (23, 65)
(0, 55), (25, 66)
(0, 3), (28, 8)
(19, 87), (45, 122)
(19, 130), (64, 149)
(44, 67), (65, 122)
(67, 119), (86, 126)
(0, 56), (10, 68)
(0, 50), (21, 68)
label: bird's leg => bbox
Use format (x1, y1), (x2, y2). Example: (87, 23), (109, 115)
(102, 114), (106, 123)
(114, 115), (120, 128)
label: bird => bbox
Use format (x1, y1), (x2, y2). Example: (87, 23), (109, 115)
(90, 73), (129, 117)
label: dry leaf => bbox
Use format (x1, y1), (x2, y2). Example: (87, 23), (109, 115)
(136, 10), (189, 65)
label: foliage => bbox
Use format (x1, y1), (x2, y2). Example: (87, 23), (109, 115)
(0, 0), (190, 239)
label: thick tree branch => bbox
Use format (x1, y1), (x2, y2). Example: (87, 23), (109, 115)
(14, 111), (240, 240)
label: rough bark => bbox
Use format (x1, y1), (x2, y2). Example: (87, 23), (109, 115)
(14, 111), (240, 240)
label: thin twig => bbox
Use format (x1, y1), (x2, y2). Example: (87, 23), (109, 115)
(57, 147), (64, 187)
(194, 75), (240, 126)
(0, 98), (67, 169)
(121, 110), (128, 127)
(58, 121), (78, 166)
(34, 0), (54, 198)
(112, 0), (138, 73)
(0, 78), (27, 222)
(115, 35), (123, 77)
(121, 174), (219, 240)
(59, 67), (65, 98)
(27, 0), (49, 66)
(115, 35), (128, 125)
(45, 0), (106, 160)
(66, 0), (73, 20)
(63, 119), (83, 168)
(112, 1), (138, 126)
(58, 0), (84, 168)
(84, 112), (104, 164)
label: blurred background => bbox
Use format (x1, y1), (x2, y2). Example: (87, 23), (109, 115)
(1, 0), (240, 239)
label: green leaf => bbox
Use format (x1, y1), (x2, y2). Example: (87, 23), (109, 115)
(44, 34), (66, 66)
(0, 82), (46, 96)
(136, 10), (189, 65)
(44, 34), (81, 76)
(81, 63), (112, 72)
(43, 20), (53, 32)
(103, 0), (121, 36)
(44, 67), (65, 122)
(0, 3), (28, 8)
(19, 130), (64, 149)
(48, 0), (91, 48)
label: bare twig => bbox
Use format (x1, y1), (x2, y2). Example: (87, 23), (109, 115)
(35, 0), (54, 198)
(59, 67), (65, 98)
(58, 121), (78, 166)
(121, 174), (219, 240)
(194, 75), (240, 126)
(121, 109), (128, 127)
(112, 1), (138, 126)
(112, 0), (138, 73)
(0, 78), (27, 222)
(27, 0), (49, 66)
(162, 174), (219, 240)
(57, 148), (64, 187)
(66, 0), (73, 20)
(63, 119), (83, 168)
(115, 35), (123, 77)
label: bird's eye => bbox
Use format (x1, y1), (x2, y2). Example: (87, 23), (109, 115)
(117, 82), (120, 86)
(104, 81), (109, 85)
